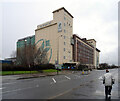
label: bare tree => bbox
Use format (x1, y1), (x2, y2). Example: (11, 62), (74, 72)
(17, 47), (27, 66)
(17, 44), (48, 67)
(10, 51), (16, 58)
(26, 44), (35, 67)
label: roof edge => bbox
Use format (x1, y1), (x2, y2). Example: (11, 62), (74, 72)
(35, 23), (57, 31)
(96, 48), (100, 52)
(52, 7), (74, 18)
(87, 39), (96, 42)
(73, 34), (94, 48)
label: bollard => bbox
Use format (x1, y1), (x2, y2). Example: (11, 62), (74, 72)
(82, 71), (84, 75)
(88, 70), (90, 74)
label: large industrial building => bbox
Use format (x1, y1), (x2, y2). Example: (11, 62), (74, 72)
(17, 35), (35, 48)
(72, 34), (100, 68)
(17, 7), (100, 68)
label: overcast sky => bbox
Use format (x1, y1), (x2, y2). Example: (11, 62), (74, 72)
(0, 0), (119, 65)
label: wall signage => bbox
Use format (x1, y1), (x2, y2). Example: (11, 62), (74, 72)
(58, 22), (62, 32)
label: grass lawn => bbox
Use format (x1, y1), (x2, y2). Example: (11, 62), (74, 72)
(0, 69), (58, 75)
(42, 69), (57, 73)
(0, 71), (39, 75)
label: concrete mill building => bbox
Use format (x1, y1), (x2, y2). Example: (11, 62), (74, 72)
(17, 7), (100, 68)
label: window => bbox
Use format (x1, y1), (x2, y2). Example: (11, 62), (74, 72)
(64, 29), (66, 33)
(64, 56), (66, 59)
(64, 23), (66, 26)
(68, 51), (70, 53)
(64, 36), (66, 39)
(64, 42), (66, 45)
(64, 48), (66, 51)
(64, 17), (66, 20)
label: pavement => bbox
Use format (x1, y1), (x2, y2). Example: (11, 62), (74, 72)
(1, 69), (119, 100)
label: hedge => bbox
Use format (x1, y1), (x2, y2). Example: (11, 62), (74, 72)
(1, 63), (55, 71)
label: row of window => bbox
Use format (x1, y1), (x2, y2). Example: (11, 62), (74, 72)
(77, 57), (93, 64)
(63, 16), (71, 60)
(63, 21), (66, 59)
(64, 16), (72, 35)
(64, 22), (72, 27)
(78, 49), (94, 56)
(78, 52), (93, 58)
(78, 55), (93, 60)
(64, 24), (72, 34)
(78, 46), (93, 52)
(64, 16), (71, 24)
(77, 47), (93, 53)
(77, 41), (93, 51)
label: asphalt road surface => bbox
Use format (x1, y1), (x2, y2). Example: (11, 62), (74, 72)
(1, 68), (119, 100)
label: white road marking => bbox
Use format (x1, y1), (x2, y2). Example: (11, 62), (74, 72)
(36, 85), (39, 87)
(0, 87), (5, 90)
(2, 82), (17, 86)
(2, 79), (34, 86)
(2, 86), (37, 94)
(52, 78), (56, 83)
(65, 76), (71, 80)
(74, 75), (80, 78)
(98, 76), (103, 80)
(3, 89), (22, 94)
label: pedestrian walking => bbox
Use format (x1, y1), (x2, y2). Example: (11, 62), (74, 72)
(102, 69), (115, 99)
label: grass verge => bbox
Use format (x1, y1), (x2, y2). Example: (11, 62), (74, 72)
(0, 69), (58, 75)
(0, 71), (39, 75)
(42, 69), (57, 73)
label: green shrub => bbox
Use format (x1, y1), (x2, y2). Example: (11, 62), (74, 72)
(2, 63), (55, 71)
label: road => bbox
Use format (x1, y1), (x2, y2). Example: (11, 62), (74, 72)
(1, 68), (119, 100)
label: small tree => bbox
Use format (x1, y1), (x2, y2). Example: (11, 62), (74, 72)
(99, 63), (109, 69)
(16, 44), (48, 67)
(17, 47), (27, 66)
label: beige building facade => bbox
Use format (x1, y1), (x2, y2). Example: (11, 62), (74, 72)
(34, 7), (100, 68)
(35, 7), (73, 64)
(96, 48), (100, 68)
(87, 39), (100, 68)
